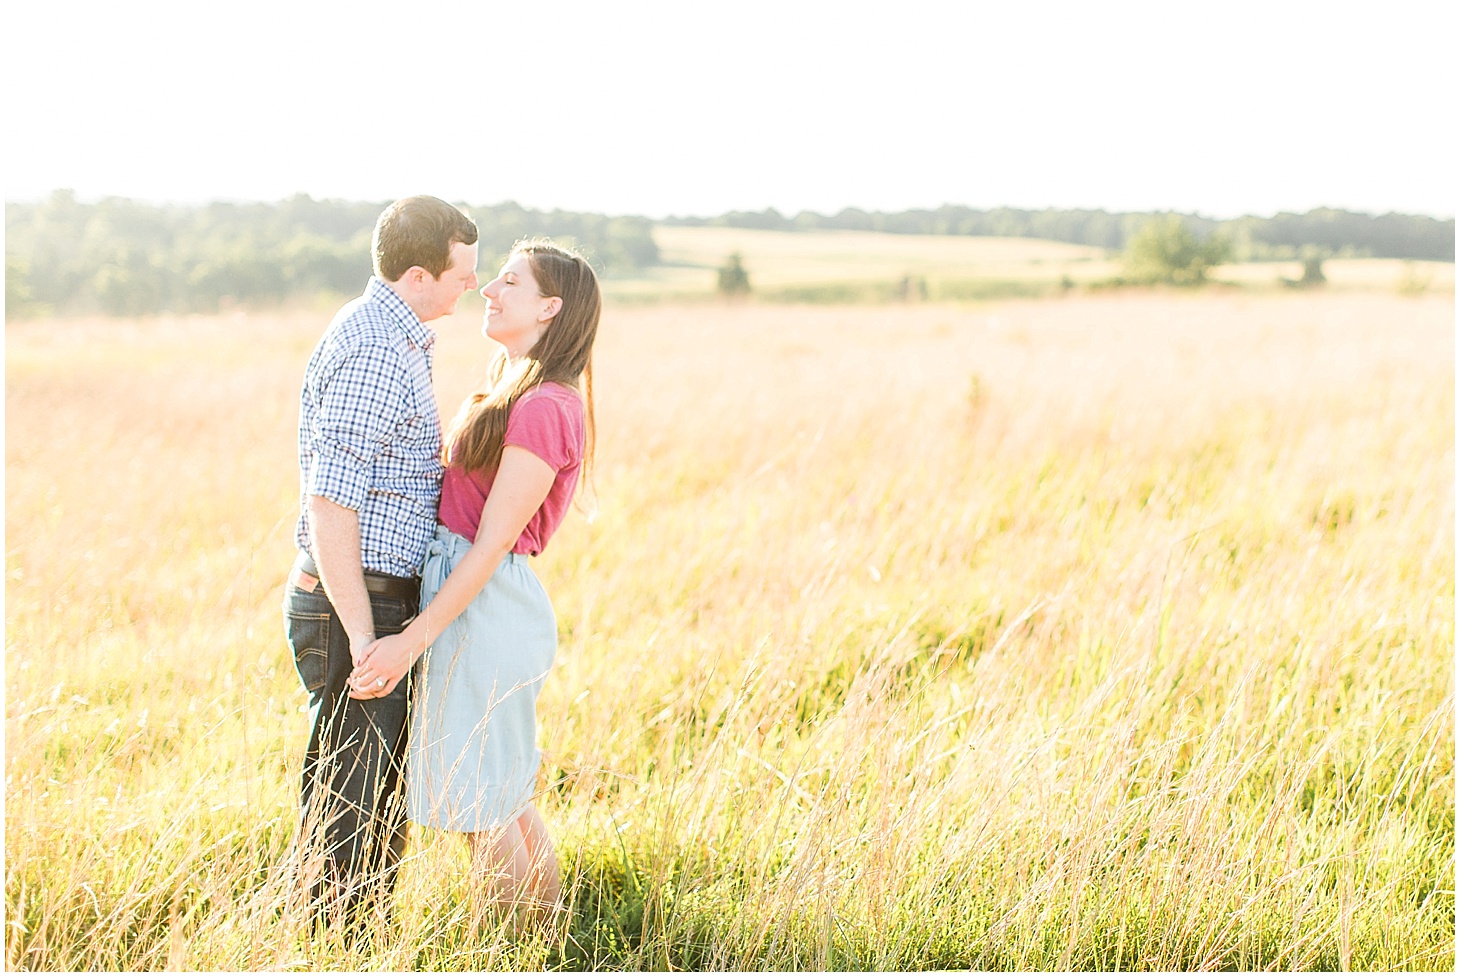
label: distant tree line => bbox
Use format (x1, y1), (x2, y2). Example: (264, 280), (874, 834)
(8, 191), (1452, 318)
(5, 191), (659, 317)
(662, 205), (1455, 262)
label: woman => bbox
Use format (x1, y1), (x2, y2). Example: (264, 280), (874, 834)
(346, 239), (599, 922)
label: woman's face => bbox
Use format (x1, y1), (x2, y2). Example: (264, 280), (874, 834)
(479, 253), (559, 356)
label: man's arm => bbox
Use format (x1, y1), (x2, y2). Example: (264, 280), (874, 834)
(308, 494), (375, 664)
(304, 336), (413, 663)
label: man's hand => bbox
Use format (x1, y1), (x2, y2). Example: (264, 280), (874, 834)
(347, 632), (421, 700)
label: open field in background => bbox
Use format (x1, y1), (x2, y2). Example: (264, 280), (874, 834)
(5, 291), (1455, 969)
(599, 225), (1457, 302)
(646, 226), (1115, 289)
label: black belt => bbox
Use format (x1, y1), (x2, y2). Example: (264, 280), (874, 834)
(291, 551), (420, 602)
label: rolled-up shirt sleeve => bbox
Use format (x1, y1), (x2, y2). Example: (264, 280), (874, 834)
(304, 341), (411, 511)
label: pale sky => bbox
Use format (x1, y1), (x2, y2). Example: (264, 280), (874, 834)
(5, 0), (1454, 219)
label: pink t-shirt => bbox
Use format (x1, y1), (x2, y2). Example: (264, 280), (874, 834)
(437, 383), (585, 556)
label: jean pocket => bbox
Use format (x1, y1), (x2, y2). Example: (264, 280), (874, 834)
(370, 594), (416, 637)
(285, 610), (332, 693)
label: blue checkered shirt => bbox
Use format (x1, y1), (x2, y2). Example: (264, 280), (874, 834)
(295, 277), (444, 577)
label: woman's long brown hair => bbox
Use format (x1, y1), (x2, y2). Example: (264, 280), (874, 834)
(443, 240), (599, 486)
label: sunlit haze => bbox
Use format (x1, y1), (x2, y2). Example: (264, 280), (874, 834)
(4, 0), (1454, 219)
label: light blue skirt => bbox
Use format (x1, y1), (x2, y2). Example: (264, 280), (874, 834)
(407, 525), (557, 832)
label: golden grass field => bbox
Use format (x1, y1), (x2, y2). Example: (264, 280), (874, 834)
(601, 225), (1457, 301)
(4, 287), (1455, 969)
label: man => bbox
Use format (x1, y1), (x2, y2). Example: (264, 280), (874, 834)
(283, 195), (478, 930)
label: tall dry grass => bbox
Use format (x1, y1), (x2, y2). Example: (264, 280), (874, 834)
(5, 291), (1454, 969)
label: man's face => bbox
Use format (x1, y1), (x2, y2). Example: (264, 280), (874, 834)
(417, 241), (479, 321)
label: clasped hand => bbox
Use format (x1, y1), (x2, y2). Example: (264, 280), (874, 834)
(347, 632), (416, 699)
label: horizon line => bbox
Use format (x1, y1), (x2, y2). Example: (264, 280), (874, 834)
(6, 188), (1454, 225)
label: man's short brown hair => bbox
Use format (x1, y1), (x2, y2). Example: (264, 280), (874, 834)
(372, 196), (479, 282)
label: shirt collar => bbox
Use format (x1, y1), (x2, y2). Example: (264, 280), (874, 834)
(365, 276), (436, 351)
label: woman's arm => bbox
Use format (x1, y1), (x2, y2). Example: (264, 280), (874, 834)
(346, 445), (557, 699)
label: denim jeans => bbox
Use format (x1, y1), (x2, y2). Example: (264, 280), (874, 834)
(283, 574), (418, 929)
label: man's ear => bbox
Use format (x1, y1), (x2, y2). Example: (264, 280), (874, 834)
(540, 295), (563, 322)
(402, 266), (428, 289)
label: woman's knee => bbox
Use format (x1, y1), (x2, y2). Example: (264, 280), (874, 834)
(467, 823), (527, 871)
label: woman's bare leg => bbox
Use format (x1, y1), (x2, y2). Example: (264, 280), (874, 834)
(466, 821), (530, 931)
(515, 804), (561, 911)
(464, 806), (559, 929)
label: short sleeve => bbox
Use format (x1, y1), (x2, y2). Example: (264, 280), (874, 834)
(305, 341), (411, 510)
(504, 387), (582, 473)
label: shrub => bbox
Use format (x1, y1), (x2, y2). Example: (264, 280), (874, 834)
(1123, 215), (1230, 285)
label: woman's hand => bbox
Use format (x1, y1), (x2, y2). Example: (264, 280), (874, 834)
(347, 632), (421, 699)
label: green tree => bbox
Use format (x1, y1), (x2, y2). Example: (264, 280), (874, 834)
(1123, 215), (1230, 285)
(717, 252), (751, 299)
(6, 253), (43, 318)
(91, 247), (168, 316)
(1299, 251), (1326, 286)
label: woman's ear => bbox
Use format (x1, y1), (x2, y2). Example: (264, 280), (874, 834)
(540, 295), (563, 322)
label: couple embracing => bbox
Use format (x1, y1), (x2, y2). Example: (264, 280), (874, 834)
(282, 195), (599, 936)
